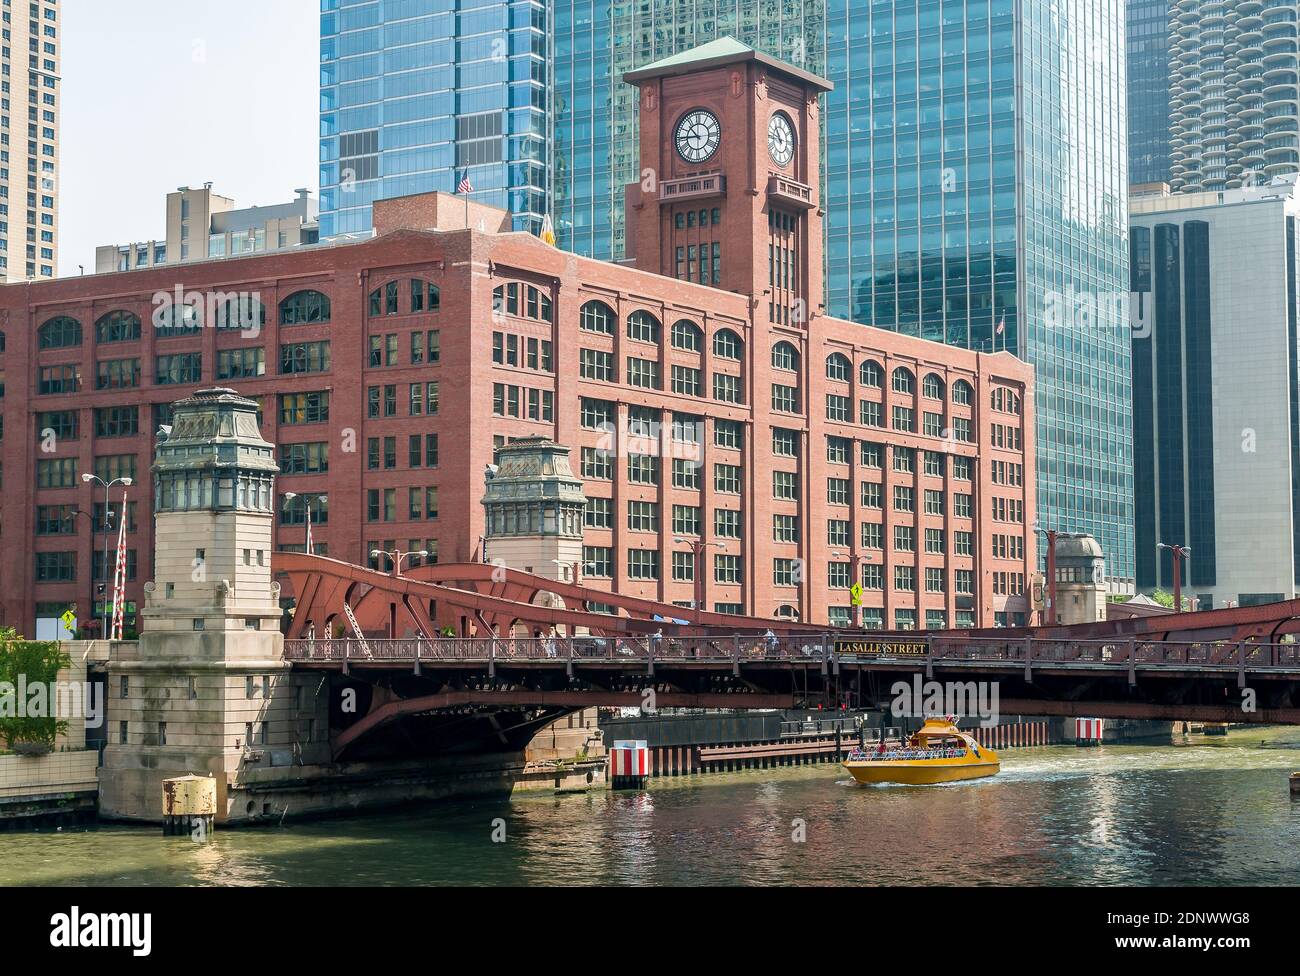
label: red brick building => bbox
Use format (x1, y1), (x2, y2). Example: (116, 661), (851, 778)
(0, 41), (1033, 635)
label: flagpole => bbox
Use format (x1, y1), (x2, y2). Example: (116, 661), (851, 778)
(110, 487), (128, 640)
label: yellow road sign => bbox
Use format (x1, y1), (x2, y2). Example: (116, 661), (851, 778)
(849, 582), (864, 606)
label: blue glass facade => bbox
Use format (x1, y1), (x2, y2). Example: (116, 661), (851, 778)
(823, 0), (1133, 584)
(550, 0), (1133, 585)
(319, 0), (550, 239)
(1126, 0), (1171, 187)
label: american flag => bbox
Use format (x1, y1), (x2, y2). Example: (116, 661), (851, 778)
(995, 312), (1005, 336)
(109, 491), (129, 640)
(457, 175), (473, 194)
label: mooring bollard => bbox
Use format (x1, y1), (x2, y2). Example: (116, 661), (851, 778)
(162, 774), (216, 838)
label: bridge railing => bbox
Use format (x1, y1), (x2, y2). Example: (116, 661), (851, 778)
(281, 635), (1300, 670)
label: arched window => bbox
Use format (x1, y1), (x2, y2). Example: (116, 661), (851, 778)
(579, 300), (615, 335)
(38, 315), (81, 349)
(891, 366), (914, 394)
(153, 301), (202, 336)
(215, 298), (265, 332)
(922, 373), (944, 399)
(713, 328), (743, 360)
(411, 279), (440, 312)
(860, 359), (883, 387)
(775, 605), (799, 620)
(369, 281), (399, 316)
(94, 310), (141, 344)
(671, 319), (702, 352)
(952, 379), (973, 405)
(825, 352), (851, 381)
(280, 289), (331, 325)
(772, 341), (799, 371)
(627, 309), (660, 344)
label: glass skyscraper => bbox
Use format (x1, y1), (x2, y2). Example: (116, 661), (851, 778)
(318, 0), (550, 239)
(552, 0), (826, 259)
(823, 0), (1134, 586)
(560, 0), (1137, 586)
(1126, 0), (1171, 187)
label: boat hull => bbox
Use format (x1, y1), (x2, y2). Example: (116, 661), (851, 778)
(843, 759), (1000, 785)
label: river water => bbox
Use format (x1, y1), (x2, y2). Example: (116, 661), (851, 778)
(3, 726), (1298, 886)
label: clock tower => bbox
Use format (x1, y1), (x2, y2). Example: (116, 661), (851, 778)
(623, 37), (832, 326)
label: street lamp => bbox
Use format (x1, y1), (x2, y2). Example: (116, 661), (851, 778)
(550, 558), (582, 584)
(1156, 543), (1191, 613)
(1032, 522), (1059, 626)
(673, 537), (723, 622)
(282, 491), (326, 553)
(83, 474), (132, 638)
(370, 547), (428, 577)
(64, 509), (97, 638)
(832, 550), (874, 628)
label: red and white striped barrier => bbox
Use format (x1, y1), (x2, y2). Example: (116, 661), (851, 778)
(1075, 718), (1104, 746)
(609, 739), (650, 789)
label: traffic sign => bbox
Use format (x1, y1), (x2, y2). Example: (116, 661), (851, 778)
(849, 582), (864, 607)
(60, 609), (77, 631)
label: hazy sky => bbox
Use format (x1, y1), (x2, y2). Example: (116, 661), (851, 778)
(59, 0), (319, 276)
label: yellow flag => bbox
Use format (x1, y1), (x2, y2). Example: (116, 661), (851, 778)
(540, 214), (556, 246)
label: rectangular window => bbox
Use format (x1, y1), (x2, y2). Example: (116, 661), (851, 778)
(672, 504), (700, 536)
(714, 509), (741, 539)
(584, 546), (612, 578)
(772, 428), (799, 457)
(713, 373), (742, 404)
(627, 550), (660, 580)
(627, 501), (659, 532)
(585, 497), (613, 529)
(714, 554), (742, 584)
(714, 463), (741, 494)
(580, 348), (614, 382)
(278, 391), (329, 425)
(581, 447), (613, 480)
(773, 470), (798, 500)
(773, 514), (800, 543)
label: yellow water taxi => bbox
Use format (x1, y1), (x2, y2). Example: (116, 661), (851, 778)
(843, 717), (1000, 785)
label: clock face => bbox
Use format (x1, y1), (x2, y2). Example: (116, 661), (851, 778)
(675, 109), (721, 163)
(768, 112), (795, 166)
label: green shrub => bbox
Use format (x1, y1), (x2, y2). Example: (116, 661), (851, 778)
(0, 627), (71, 749)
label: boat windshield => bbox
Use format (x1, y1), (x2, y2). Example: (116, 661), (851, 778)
(847, 745), (969, 762)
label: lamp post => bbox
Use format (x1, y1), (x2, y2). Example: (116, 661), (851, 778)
(1156, 543), (1191, 612)
(832, 550), (873, 628)
(282, 491), (326, 553)
(1032, 522), (1059, 626)
(82, 474), (132, 639)
(64, 509), (97, 638)
(673, 537), (722, 623)
(370, 547), (428, 578)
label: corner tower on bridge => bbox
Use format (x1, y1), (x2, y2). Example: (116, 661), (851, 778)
(99, 388), (329, 823)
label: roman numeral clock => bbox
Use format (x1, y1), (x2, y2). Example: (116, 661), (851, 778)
(674, 109), (722, 163)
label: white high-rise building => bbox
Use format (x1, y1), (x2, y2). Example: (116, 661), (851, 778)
(1130, 175), (1300, 607)
(5, 0), (61, 281)
(1169, 0), (1300, 193)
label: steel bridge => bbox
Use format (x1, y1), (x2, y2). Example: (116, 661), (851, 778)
(275, 554), (1300, 758)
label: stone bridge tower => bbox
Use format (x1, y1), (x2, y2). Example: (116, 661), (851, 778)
(99, 388), (329, 823)
(481, 436), (587, 585)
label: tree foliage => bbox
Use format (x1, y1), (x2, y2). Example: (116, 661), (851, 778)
(0, 627), (71, 750)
